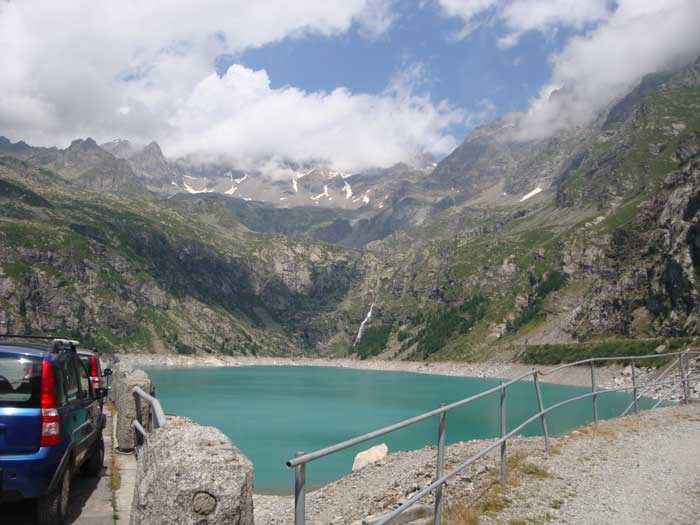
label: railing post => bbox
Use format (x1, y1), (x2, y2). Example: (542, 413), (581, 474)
(532, 371), (549, 455)
(631, 362), (639, 415)
(682, 352), (691, 404)
(294, 452), (306, 525)
(133, 390), (142, 426)
(434, 403), (446, 525)
(590, 362), (599, 424)
(500, 382), (507, 486)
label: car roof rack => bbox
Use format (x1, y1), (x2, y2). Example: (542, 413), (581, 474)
(51, 339), (79, 353)
(0, 334), (79, 353)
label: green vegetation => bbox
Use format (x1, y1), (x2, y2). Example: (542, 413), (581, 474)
(354, 325), (392, 359)
(2, 260), (31, 279)
(507, 271), (566, 334)
(410, 294), (489, 358)
(521, 337), (695, 366)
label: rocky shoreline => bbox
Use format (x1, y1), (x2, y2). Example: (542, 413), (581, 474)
(118, 353), (630, 388)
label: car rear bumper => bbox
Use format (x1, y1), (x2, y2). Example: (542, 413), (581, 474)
(0, 445), (66, 501)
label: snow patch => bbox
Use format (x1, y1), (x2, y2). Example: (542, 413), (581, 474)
(234, 174), (248, 184)
(225, 185), (238, 195)
(520, 187), (543, 202)
(292, 178), (298, 193)
(183, 181), (209, 194)
(343, 182), (353, 200)
(311, 184), (330, 201)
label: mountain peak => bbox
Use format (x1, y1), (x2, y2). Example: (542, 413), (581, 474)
(143, 141), (164, 158)
(100, 139), (138, 159)
(68, 137), (100, 151)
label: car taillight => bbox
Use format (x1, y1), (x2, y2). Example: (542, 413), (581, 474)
(90, 355), (100, 390)
(40, 359), (61, 447)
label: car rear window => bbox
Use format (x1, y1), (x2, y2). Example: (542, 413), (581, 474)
(79, 355), (93, 375)
(0, 355), (43, 408)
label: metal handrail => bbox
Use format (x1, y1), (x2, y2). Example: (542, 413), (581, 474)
(132, 385), (166, 428)
(131, 385), (167, 451)
(286, 349), (698, 525)
(620, 356), (681, 416)
(286, 370), (535, 468)
(538, 350), (697, 376)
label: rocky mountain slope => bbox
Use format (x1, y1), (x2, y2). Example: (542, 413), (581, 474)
(1, 57), (700, 359)
(0, 157), (371, 355)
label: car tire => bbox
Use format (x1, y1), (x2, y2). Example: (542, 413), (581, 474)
(82, 436), (104, 477)
(37, 463), (70, 525)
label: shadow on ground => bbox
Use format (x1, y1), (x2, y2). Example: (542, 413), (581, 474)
(1, 467), (106, 524)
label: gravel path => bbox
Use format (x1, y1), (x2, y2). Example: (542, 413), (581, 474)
(482, 403), (700, 525)
(552, 404), (700, 525)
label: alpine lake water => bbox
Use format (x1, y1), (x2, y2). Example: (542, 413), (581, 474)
(144, 365), (656, 494)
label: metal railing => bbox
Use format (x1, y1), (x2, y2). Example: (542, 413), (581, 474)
(131, 385), (167, 448)
(286, 350), (698, 525)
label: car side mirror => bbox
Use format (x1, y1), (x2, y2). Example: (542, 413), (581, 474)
(95, 387), (108, 399)
(103, 368), (113, 377)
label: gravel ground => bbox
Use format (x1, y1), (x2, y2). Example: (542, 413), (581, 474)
(254, 403), (700, 524)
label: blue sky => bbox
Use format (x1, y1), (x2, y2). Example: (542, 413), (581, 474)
(226, 3), (573, 141)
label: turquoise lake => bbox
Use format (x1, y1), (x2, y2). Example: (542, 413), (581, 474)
(144, 365), (653, 494)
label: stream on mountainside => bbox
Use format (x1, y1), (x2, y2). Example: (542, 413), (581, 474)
(144, 365), (656, 493)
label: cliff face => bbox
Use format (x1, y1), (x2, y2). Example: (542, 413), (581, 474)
(0, 158), (367, 355)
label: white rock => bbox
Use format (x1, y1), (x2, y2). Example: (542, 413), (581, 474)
(352, 443), (388, 472)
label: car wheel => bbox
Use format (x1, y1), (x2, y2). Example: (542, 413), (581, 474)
(82, 436), (104, 477)
(37, 464), (70, 525)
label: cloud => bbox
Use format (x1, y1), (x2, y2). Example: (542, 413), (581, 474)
(439, 0), (700, 141)
(438, 0), (611, 44)
(1, 0), (456, 171)
(516, 0), (700, 139)
(165, 63), (464, 172)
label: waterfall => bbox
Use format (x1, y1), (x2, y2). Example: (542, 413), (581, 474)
(354, 303), (375, 346)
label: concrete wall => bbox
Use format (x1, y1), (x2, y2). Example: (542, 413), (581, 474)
(110, 362), (155, 452)
(130, 416), (254, 525)
(110, 363), (254, 524)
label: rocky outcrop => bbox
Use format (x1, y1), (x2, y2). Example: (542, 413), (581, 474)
(352, 443), (388, 472)
(131, 416), (254, 525)
(564, 161), (700, 338)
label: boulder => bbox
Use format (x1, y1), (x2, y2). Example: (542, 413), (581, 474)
(131, 416), (254, 525)
(111, 363), (154, 451)
(352, 443), (388, 472)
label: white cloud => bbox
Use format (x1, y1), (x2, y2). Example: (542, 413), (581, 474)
(439, 0), (700, 140)
(166, 63), (464, 172)
(516, 0), (700, 139)
(2, 0), (455, 171)
(438, 0), (611, 45)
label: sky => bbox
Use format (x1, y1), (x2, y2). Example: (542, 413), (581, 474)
(1, 0), (700, 173)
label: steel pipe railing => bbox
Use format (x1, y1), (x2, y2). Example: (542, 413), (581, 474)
(132, 385), (166, 428)
(131, 385), (167, 452)
(286, 349), (699, 525)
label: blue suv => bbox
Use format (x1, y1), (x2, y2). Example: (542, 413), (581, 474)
(0, 339), (107, 525)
